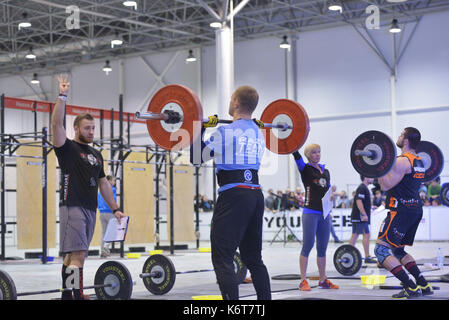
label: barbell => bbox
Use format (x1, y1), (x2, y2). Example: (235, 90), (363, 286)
(350, 130), (444, 182)
(134, 84), (310, 154)
(138, 252), (247, 295)
(0, 261), (134, 300)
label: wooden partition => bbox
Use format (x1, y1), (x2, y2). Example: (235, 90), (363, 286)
(90, 150), (110, 247)
(123, 152), (154, 244)
(166, 155), (195, 242)
(16, 143), (56, 249)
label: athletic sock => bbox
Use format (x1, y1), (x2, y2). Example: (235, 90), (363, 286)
(72, 267), (85, 300)
(391, 265), (417, 289)
(404, 261), (428, 287)
(61, 264), (68, 288)
(61, 264), (73, 300)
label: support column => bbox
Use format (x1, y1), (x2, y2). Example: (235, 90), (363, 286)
(216, 25), (234, 118)
(284, 35), (299, 190)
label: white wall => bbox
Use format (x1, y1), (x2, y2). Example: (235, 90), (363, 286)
(1, 11), (449, 208)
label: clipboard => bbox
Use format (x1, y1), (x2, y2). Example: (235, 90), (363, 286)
(321, 186), (333, 220)
(103, 216), (130, 242)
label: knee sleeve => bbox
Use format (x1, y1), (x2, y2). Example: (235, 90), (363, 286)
(374, 243), (392, 264)
(392, 247), (407, 261)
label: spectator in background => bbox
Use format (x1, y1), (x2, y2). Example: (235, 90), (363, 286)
(286, 191), (300, 210)
(295, 187), (305, 207)
(349, 191), (356, 208)
(427, 178), (442, 205)
(98, 175), (117, 258)
(330, 185), (339, 208)
(200, 195), (214, 212)
(329, 213), (343, 243)
(336, 190), (350, 208)
(264, 189), (276, 212)
(273, 190), (284, 212)
(372, 189), (385, 209)
(419, 189), (430, 206)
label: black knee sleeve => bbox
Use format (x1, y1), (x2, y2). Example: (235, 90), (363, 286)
(392, 247), (407, 261)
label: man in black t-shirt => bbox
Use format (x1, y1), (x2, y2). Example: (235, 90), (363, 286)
(51, 74), (125, 300)
(349, 175), (375, 263)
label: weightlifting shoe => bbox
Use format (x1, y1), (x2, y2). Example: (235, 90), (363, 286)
(392, 286), (422, 299)
(419, 283), (434, 296)
(364, 256), (377, 264)
(299, 279), (311, 291)
(318, 279), (339, 289)
(61, 290), (73, 300)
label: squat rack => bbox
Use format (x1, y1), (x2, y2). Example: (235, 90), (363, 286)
(1, 93), (218, 261)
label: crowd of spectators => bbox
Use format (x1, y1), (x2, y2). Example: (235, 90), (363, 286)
(264, 176), (445, 213)
(264, 188), (305, 212)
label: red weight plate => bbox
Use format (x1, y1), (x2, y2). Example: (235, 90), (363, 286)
(146, 85), (203, 151)
(260, 99), (310, 154)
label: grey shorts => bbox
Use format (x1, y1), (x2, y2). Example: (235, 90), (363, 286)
(59, 206), (96, 254)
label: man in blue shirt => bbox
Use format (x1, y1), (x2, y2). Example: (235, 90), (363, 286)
(97, 175), (117, 258)
(191, 86), (271, 300)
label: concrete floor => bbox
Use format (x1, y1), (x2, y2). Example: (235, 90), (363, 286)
(1, 240), (449, 301)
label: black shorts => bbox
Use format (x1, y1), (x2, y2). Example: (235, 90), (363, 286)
(352, 222), (370, 235)
(377, 207), (423, 247)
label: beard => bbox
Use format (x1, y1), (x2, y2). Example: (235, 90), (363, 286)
(78, 133), (93, 144)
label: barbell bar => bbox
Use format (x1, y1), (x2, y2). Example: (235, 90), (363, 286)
(137, 84), (310, 153)
(135, 111), (293, 131)
(350, 130), (444, 181)
(139, 252), (247, 295)
(0, 261), (134, 300)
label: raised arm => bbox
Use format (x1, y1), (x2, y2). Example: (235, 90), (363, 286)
(378, 157), (411, 191)
(51, 74), (70, 148)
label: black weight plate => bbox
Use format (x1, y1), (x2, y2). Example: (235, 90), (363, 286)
(0, 270), (17, 300)
(416, 141), (444, 183)
(233, 251), (248, 284)
(333, 244), (362, 276)
(350, 130), (397, 178)
(142, 254), (176, 295)
(441, 183), (449, 207)
(94, 261), (133, 300)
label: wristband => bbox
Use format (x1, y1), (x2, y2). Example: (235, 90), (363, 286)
(58, 94), (67, 101)
(113, 208), (121, 214)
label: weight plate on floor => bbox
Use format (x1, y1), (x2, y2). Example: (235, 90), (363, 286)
(0, 270), (17, 300)
(142, 254), (176, 295)
(333, 244), (362, 276)
(94, 261), (133, 300)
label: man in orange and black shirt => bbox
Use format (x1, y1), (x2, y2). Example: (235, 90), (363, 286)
(374, 127), (432, 299)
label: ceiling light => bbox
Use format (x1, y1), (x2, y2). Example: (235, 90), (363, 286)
(279, 35), (290, 50)
(328, 1), (342, 12)
(123, 1), (137, 10)
(18, 12), (31, 30)
(25, 47), (36, 60)
(111, 34), (123, 48)
(210, 21), (222, 28)
(30, 73), (39, 84)
(389, 19), (402, 33)
(103, 60), (112, 75)
(186, 50), (197, 62)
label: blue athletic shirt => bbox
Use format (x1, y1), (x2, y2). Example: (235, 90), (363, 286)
(97, 185), (117, 213)
(204, 119), (265, 193)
